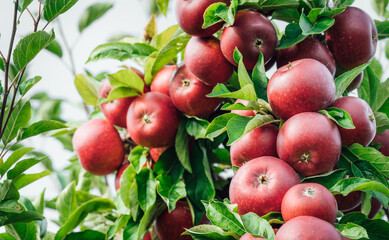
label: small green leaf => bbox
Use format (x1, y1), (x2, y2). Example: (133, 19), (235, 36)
(17, 120), (67, 141)
(333, 0), (355, 8)
(18, 0), (34, 12)
(4, 211), (44, 225)
(207, 84), (257, 101)
(319, 107), (355, 129)
(19, 76), (42, 96)
(120, 165), (137, 209)
(128, 146), (148, 173)
(64, 230), (105, 240)
(241, 212), (275, 240)
(13, 170), (51, 189)
(185, 225), (239, 240)
(107, 69), (144, 92)
(335, 63), (369, 98)
(136, 168), (157, 212)
(87, 42), (156, 62)
(340, 212), (389, 240)
(43, 0), (79, 24)
(175, 119), (192, 173)
(74, 74), (100, 106)
(56, 182), (77, 225)
(107, 215), (131, 239)
(78, 3), (113, 32)
(205, 113), (237, 139)
(375, 20), (389, 40)
(5, 222), (37, 240)
(157, 175), (186, 212)
(302, 169), (348, 189)
(233, 48), (254, 88)
(150, 25), (179, 50)
(358, 66), (380, 107)
(375, 112), (389, 133)
(252, 52), (268, 101)
(7, 157), (46, 179)
(157, 0), (169, 15)
(145, 14), (158, 40)
(348, 144), (389, 178)
(45, 40), (63, 57)
(202, 3), (229, 28)
(335, 223), (369, 240)
(186, 117), (210, 140)
(272, 8), (300, 22)
(1, 147), (34, 176)
(98, 87), (138, 104)
(277, 23), (307, 50)
(153, 148), (185, 184)
(0, 200), (22, 213)
(2, 99), (31, 145)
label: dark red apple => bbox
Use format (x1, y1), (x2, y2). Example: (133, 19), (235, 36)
(277, 112), (342, 176)
(220, 10), (278, 70)
(267, 59), (335, 120)
(281, 183), (338, 224)
(230, 124), (278, 167)
(344, 197), (383, 219)
(275, 216), (342, 240)
(240, 233), (265, 240)
(325, 7), (378, 70)
(176, 0), (229, 37)
(169, 63), (222, 116)
(229, 156), (300, 216)
(372, 130), (389, 156)
(265, 50), (277, 71)
(126, 92), (181, 148)
(155, 200), (193, 240)
(185, 36), (233, 86)
(151, 65), (177, 96)
(335, 191), (362, 212)
(230, 99), (255, 117)
(149, 146), (169, 162)
(115, 162), (129, 190)
(276, 37), (336, 76)
(73, 119), (124, 175)
(143, 232), (151, 240)
(332, 96), (376, 146)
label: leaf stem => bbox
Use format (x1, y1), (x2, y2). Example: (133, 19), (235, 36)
(26, 8), (37, 26)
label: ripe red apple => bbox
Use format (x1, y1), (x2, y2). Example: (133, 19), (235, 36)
(281, 183), (338, 224)
(149, 146), (169, 162)
(344, 197), (382, 219)
(240, 233), (265, 240)
(276, 37), (336, 76)
(277, 112), (342, 176)
(185, 36), (233, 86)
(155, 201), (193, 240)
(230, 124), (278, 167)
(275, 216), (342, 240)
(176, 0), (229, 37)
(115, 162), (129, 190)
(126, 92), (181, 148)
(325, 7), (378, 70)
(265, 50), (277, 71)
(331, 96), (376, 146)
(230, 99), (255, 117)
(143, 232), (151, 240)
(229, 156), (300, 216)
(169, 63), (222, 116)
(150, 65), (177, 96)
(73, 119), (124, 175)
(335, 191), (362, 212)
(372, 130), (389, 156)
(220, 10), (278, 70)
(267, 59), (335, 120)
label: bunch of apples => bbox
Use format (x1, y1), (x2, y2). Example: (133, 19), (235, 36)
(72, 0), (388, 239)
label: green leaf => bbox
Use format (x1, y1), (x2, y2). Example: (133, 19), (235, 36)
(107, 215), (131, 239)
(375, 112), (389, 133)
(241, 212), (275, 240)
(335, 63), (369, 98)
(119, 165), (136, 209)
(18, 0), (34, 12)
(56, 182), (77, 225)
(153, 148), (185, 184)
(136, 168), (157, 212)
(17, 120), (67, 141)
(107, 69), (144, 92)
(300, 13), (335, 35)
(373, 78), (389, 114)
(2, 99), (31, 145)
(7, 156), (46, 179)
(157, 0), (169, 15)
(144, 14), (157, 40)
(335, 223), (369, 240)
(358, 66), (381, 108)
(74, 74), (100, 106)
(348, 144), (389, 178)
(45, 40), (63, 57)
(65, 230), (105, 240)
(1, 147), (34, 176)
(175, 119), (192, 173)
(375, 20), (389, 40)
(43, 0), (79, 24)
(272, 8), (300, 22)
(13, 170), (51, 189)
(205, 113), (237, 139)
(13, 30), (55, 72)
(128, 146), (147, 173)
(333, 0), (355, 7)
(0, 180), (20, 201)
(19, 76), (42, 97)
(233, 48), (254, 88)
(0, 200), (22, 213)
(186, 117), (210, 140)
(242, 0), (299, 10)
(251, 52), (268, 101)
(302, 169), (348, 189)
(78, 3), (113, 32)
(277, 23), (307, 50)
(207, 84), (257, 101)
(129, 181), (139, 220)
(54, 198), (115, 240)
(98, 87), (138, 104)
(318, 107), (355, 129)
(5, 222), (38, 240)
(340, 212), (389, 240)
(185, 225), (239, 240)
(157, 175), (186, 212)
(202, 3), (229, 29)
(373, 0), (389, 16)
(87, 42), (156, 62)
(4, 211), (45, 225)
(150, 25), (179, 50)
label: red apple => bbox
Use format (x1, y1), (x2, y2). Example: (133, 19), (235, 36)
(344, 197), (383, 219)
(275, 216), (342, 240)
(267, 59), (335, 120)
(126, 92), (181, 148)
(281, 183), (338, 224)
(150, 65), (177, 96)
(265, 50), (277, 71)
(240, 233), (265, 240)
(143, 232), (151, 240)
(276, 37), (336, 76)
(331, 96), (376, 147)
(230, 124), (278, 167)
(185, 36), (233, 86)
(73, 119), (124, 175)
(155, 201), (193, 240)
(277, 112), (342, 176)
(325, 7), (378, 70)
(149, 146), (169, 162)
(229, 156), (300, 216)
(372, 130), (389, 156)
(230, 99), (255, 117)
(220, 10), (278, 70)
(335, 191), (362, 212)
(169, 63), (222, 116)
(115, 162), (129, 190)
(176, 0), (229, 37)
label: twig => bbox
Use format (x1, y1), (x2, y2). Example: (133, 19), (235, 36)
(26, 8), (37, 27)
(34, 0), (42, 32)
(0, 51), (6, 64)
(57, 18), (76, 75)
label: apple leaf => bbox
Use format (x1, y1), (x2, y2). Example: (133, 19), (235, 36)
(335, 223), (369, 240)
(107, 215), (131, 240)
(372, 78), (389, 114)
(261, 212), (284, 225)
(375, 112), (389, 133)
(186, 116), (210, 140)
(56, 182), (77, 225)
(12, 170), (52, 190)
(203, 3), (229, 29)
(205, 113), (237, 139)
(233, 48), (254, 88)
(335, 63), (369, 98)
(128, 146), (148, 173)
(241, 212), (275, 240)
(74, 74), (100, 106)
(358, 66), (381, 110)
(19, 76), (42, 97)
(318, 107), (355, 129)
(340, 212), (389, 240)
(375, 20), (389, 40)
(157, 0), (169, 15)
(156, 175), (186, 212)
(252, 52), (268, 101)
(129, 181), (139, 221)
(43, 0), (79, 24)
(97, 87), (138, 104)
(6, 156), (47, 180)
(153, 148), (185, 184)
(348, 144), (389, 178)
(0, 147), (34, 177)
(208, 84), (257, 101)
(272, 8), (300, 22)
(175, 119), (192, 173)
(221, 102), (255, 111)
(184, 225), (239, 240)
(78, 2), (113, 32)
(136, 168), (157, 213)
(17, 120), (67, 141)
(302, 169), (348, 189)
(120, 165), (137, 210)
(64, 230), (105, 240)
(333, 0), (355, 7)
(150, 25), (179, 50)
(277, 23), (307, 50)
(45, 40), (63, 58)
(2, 99), (31, 145)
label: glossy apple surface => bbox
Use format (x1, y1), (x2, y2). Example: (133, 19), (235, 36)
(126, 92), (181, 148)
(115, 162), (129, 190)
(73, 119), (124, 175)
(372, 130), (389, 156)
(229, 156), (300, 216)
(281, 183), (338, 224)
(185, 36), (233, 86)
(230, 99), (255, 117)
(335, 191), (362, 212)
(151, 65), (177, 96)
(332, 96), (376, 146)
(221, 10), (278, 70)
(268, 59), (335, 120)
(230, 124), (278, 167)
(277, 112), (342, 176)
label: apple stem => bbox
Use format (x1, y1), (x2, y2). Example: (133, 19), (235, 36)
(182, 79), (191, 87)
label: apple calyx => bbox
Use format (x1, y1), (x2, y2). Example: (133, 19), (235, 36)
(142, 114), (151, 124)
(257, 174), (268, 186)
(368, 114), (375, 122)
(255, 39), (263, 49)
(287, 62), (293, 70)
(300, 153), (310, 163)
(182, 79), (191, 87)
(302, 187), (316, 197)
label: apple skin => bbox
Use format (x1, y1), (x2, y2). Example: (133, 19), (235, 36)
(281, 183), (338, 224)
(155, 201), (193, 240)
(176, 0), (229, 37)
(335, 191), (362, 212)
(150, 65), (177, 96)
(115, 162), (129, 190)
(240, 233), (265, 240)
(265, 50), (277, 71)
(276, 37), (336, 76)
(149, 146), (169, 162)
(185, 36), (233, 86)
(229, 156), (300, 216)
(331, 96), (376, 147)
(230, 99), (255, 117)
(73, 119), (124, 176)
(344, 197), (382, 219)
(277, 112), (342, 176)
(230, 124), (278, 167)
(220, 10), (278, 70)
(169, 63), (222, 116)
(325, 7), (378, 70)
(143, 232), (151, 240)
(267, 59), (335, 120)
(275, 216), (342, 240)
(126, 92), (181, 148)
(372, 130), (389, 156)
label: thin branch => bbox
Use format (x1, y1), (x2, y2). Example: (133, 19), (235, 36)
(26, 8), (37, 26)
(57, 18), (76, 75)
(35, 0), (42, 32)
